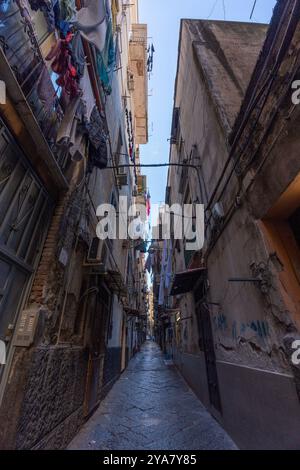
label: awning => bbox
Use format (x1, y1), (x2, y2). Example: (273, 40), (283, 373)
(170, 268), (207, 296)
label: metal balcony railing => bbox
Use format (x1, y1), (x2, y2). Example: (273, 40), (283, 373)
(0, 2), (65, 167)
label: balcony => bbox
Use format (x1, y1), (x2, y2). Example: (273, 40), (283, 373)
(0, 3), (68, 188)
(129, 24), (148, 145)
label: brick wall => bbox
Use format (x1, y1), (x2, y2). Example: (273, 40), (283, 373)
(29, 196), (67, 306)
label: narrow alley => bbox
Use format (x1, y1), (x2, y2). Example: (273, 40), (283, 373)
(68, 342), (237, 450)
(1, 0), (300, 455)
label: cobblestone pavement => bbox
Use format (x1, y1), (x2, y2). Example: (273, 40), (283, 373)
(68, 342), (237, 450)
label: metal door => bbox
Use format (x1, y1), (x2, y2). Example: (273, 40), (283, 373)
(84, 282), (111, 416)
(195, 297), (222, 414)
(0, 122), (52, 381)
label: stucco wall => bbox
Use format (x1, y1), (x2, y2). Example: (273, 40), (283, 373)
(167, 18), (300, 448)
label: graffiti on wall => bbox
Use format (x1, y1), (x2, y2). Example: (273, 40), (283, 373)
(212, 314), (270, 342)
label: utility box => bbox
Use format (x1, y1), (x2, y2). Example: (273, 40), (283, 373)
(13, 308), (40, 348)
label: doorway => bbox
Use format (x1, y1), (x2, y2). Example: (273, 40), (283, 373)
(194, 287), (222, 414)
(84, 281), (112, 417)
(0, 122), (52, 384)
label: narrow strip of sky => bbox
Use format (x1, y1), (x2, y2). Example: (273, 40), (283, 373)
(138, 0), (277, 226)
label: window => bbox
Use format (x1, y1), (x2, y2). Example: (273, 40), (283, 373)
(170, 107), (180, 145)
(183, 187), (196, 268)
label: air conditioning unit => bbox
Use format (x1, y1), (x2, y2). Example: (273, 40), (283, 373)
(84, 238), (108, 267)
(118, 165), (126, 175)
(117, 174), (128, 187)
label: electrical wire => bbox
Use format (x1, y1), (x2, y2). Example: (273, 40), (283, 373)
(250, 0), (258, 20)
(222, 0), (226, 20)
(207, 0), (219, 19)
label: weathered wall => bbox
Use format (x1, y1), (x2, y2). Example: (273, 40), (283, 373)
(16, 346), (88, 450)
(217, 361), (300, 450)
(168, 18), (300, 449)
(209, 205), (293, 371)
(0, 0), (147, 451)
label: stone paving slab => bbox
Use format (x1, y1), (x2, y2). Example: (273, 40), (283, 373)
(68, 342), (237, 450)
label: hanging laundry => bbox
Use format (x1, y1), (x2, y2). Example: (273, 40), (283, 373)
(70, 31), (86, 79)
(46, 33), (80, 98)
(56, 97), (89, 164)
(96, 52), (111, 95)
(58, 19), (72, 36)
(88, 138), (108, 170)
(87, 105), (106, 149)
(60, 0), (76, 21)
(72, 0), (107, 52)
(80, 65), (96, 122)
(125, 108), (135, 161)
(129, 144), (133, 161)
(96, 19), (115, 94)
(146, 190), (151, 217)
(53, 0), (76, 36)
(111, 0), (119, 33)
(56, 96), (81, 147)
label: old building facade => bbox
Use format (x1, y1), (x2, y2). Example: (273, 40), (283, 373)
(0, 0), (149, 449)
(157, 0), (300, 450)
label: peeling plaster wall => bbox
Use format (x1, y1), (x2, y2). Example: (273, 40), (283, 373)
(209, 204), (295, 374)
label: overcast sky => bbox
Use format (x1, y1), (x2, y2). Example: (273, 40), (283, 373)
(138, 0), (277, 224)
